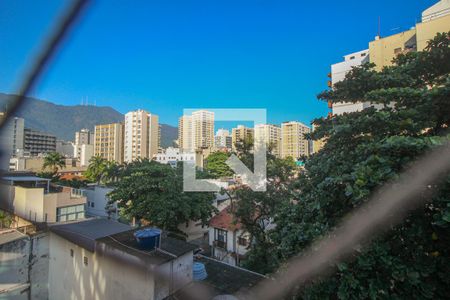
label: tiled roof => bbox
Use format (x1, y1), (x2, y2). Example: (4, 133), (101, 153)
(209, 206), (241, 231)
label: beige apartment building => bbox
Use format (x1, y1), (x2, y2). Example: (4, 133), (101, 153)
(94, 123), (124, 163)
(1, 175), (86, 223)
(232, 125), (254, 151)
(254, 124), (281, 157)
(124, 110), (159, 162)
(370, 0), (450, 70)
(311, 123), (326, 154)
(178, 110), (214, 151)
(281, 121), (310, 159)
(178, 115), (193, 151)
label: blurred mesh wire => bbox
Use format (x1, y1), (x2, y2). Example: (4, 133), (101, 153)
(0, 1), (449, 300)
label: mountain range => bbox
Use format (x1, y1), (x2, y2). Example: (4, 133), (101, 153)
(0, 93), (178, 148)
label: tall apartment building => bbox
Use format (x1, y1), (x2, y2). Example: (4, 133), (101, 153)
(75, 128), (94, 146)
(311, 123), (325, 154)
(178, 110), (214, 151)
(232, 125), (254, 151)
(254, 124), (281, 157)
(94, 123), (124, 163)
(124, 109), (159, 162)
(328, 1), (450, 115)
(369, 0), (450, 70)
(24, 128), (57, 156)
(329, 49), (383, 115)
(73, 129), (94, 159)
(281, 121), (310, 159)
(214, 129), (232, 150)
(178, 115), (193, 151)
(0, 117), (24, 156)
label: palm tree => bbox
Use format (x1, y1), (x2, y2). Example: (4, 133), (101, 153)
(42, 152), (66, 174)
(85, 156), (108, 184)
(103, 160), (121, 184)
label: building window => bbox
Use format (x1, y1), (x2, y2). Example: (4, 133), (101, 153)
(56, 204), (85, 222)
(238, 237), (248, 247)
(70, 249), (74, 257)
(349, 56), (355, 60)
(83, 256), (88, 266)
(214, 228), (227, 249)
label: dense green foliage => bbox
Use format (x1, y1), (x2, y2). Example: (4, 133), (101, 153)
(205, 151), (234, 178)
(238, 33), (450, 299)
(107, 159), (217, 234)
(0, 210), (13, 228)
(234, 152), (298, 273)
(84, 156), (121, 184)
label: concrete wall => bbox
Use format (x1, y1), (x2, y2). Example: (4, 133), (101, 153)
(0, 231), (29, 299)
(48, 233), (156, 300)
(154, 252), (193, 300)
(13, 187), (45, 222)
(0, 230), (49, 300)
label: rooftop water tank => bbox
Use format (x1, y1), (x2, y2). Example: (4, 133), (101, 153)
(193, 262), (208, 281)
(134, 228), (161, 250)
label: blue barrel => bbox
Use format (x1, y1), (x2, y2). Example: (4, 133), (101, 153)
(193, 262), (208, 281)
(134, 228), (161, 250)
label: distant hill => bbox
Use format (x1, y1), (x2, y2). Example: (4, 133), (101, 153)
(0, 93), (178, 148)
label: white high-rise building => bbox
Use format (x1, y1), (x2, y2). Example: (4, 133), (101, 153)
(74, 129), (94, 159)
(124, 109), (159, 162)
(214, 129), (232, 150)
(330, 49), (385, 115)
(254, 124), (281, 157)
(0, 117), (25, 157)
(178, 110), (214, 151)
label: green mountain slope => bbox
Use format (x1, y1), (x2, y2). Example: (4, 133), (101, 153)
(0, 93), (177, 147)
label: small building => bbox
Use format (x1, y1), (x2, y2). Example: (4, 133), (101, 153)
(0, 175), (87, 223)
(208, 206), (250, 267)
(48, 219), (196, 300)
(80, 185), (119, 220)
(154, 147), (195, 167)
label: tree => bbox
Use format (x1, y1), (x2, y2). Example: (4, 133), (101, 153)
(259, 32), (450, 298)
(42, 152), (65, 174)
(107, 159), (217, 234)
(0, 210), (13, 229)
(103, 160), (121, 184)
(205, 151), (234, 178)
(85, 156), (108, 184)
(234, 155), (297, 273)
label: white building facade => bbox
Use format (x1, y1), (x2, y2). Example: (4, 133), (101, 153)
(124, 109), (159, 162)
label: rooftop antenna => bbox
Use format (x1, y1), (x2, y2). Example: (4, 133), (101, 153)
(378, 16), (381, 38)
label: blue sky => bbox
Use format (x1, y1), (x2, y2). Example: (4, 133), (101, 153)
(0, 0), (436, 127)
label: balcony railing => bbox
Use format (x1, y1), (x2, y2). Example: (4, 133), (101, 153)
(213, 240), (227, 249)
